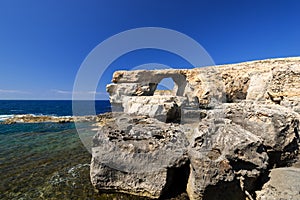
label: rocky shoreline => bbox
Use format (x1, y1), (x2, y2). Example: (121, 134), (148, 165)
(3, 57), (299, 199)
(91, 57), (300, 200)
(1, 114), (99, 124)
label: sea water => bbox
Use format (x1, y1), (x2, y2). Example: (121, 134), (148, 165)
(0, 100), (148, 200)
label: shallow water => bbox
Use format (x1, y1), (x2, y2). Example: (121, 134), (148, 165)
(0, 122), (152, 200)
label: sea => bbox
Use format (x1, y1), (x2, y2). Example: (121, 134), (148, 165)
(0, 100), (148, 200)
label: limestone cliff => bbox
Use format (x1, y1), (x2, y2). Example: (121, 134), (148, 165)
(91, 57), (300, 200)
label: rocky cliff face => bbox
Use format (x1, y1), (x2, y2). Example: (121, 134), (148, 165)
(91, 57), (300, 200)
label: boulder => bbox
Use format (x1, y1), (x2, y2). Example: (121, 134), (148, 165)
(90, 114), (189, 198)
(256, 167), (300, 200)
(122, 96), (187, 123)
(223, 102), (300, 167)
(186, 118), (268, 200)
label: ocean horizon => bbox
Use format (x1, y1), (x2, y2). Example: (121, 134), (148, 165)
(0, 100), (111, 117)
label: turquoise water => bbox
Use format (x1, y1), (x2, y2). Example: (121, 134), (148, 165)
(0, 101), (149, 199)
(0, 122), (150, 199)
(1, 122), (84, 199)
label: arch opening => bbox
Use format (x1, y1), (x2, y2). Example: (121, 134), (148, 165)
(154, 77), (175, 96)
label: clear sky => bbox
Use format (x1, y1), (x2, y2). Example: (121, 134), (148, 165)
(0, 0), (300, 100)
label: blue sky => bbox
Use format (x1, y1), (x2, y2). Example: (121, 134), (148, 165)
(0, 0), (299, 100)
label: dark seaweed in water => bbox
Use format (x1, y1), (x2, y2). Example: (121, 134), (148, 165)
(0, 122), (152, 200)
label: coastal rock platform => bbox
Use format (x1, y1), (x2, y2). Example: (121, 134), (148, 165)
(1, 114), (99, 124)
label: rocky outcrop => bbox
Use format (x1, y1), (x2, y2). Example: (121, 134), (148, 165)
(186, 117), (268, 200)
(107, 57), (300, 114)
(91, 114), (189, 198)
(185, 102), (299, 200)
(1, 114), (99, 124)
(91, 57), (300, 199)
(224, 102), (299, 167)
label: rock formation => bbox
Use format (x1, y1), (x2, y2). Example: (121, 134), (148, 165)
(1, 114), (98, 124)
(91, 114), (189, 198)
(91, 57), (300, 200)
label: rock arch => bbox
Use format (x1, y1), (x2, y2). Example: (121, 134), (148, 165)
(152, 74), (188, 96)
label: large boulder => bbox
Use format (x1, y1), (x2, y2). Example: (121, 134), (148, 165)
(186, 117), (268, 200)
(122, 96), (187, 123)
(90, 114), (189, 198)
(224, 102), (300, 167)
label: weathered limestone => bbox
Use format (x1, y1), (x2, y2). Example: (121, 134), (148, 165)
(186, 117), (268, 200)
(91, 57), (300, 199)
(256, 167), (300, 200)
(223, 102), (300, 166)
(1, 114), (99, 124)
(107, 57), (300, 120)
(122, 96), (186, 122)
(90, 114), (189, 198)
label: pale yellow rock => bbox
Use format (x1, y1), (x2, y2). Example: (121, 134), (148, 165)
(108, 57), (300, 117)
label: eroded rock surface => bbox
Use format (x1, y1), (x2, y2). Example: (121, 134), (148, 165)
(256, 167), (300, 200)
(187, 118), (268, 200)
(91, 57), (300, 199)
(1, 114), (99, 124)
(223, 102), (300, 167)
(91, 114), (189, 198)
